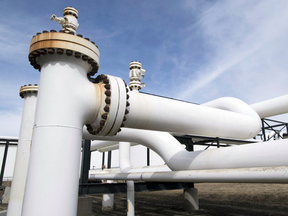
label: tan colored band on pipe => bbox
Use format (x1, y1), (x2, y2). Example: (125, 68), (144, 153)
(29, 32), (99, 63)
(19, 85), (38, 98)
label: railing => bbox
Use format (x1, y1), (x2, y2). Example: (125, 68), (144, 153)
(0, 138), (17, 186)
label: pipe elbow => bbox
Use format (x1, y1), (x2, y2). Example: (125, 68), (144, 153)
(202, 97), (261, 138)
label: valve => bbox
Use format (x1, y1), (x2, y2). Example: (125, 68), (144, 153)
(51, 6), (79, 34)
(129, 61), (146, 91)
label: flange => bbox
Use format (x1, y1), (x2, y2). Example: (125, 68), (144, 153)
(28, 30), (100, 76)
(19, 84), (38, 98)
(86, 74), (129, 136)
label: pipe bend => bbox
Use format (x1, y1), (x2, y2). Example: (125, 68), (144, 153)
(201, 97), (259, 117)
(84, 128), (288, 172)
(201, 97), (262, 138)
(83, 127), (188, 171)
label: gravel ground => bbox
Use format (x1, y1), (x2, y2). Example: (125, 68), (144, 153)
(1, 183), (288, 215)
(92, 183), (288, 216)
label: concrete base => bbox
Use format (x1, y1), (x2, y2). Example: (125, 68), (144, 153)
(102, 194), (114, 211)
(77, 196), (92, 216)
(0, 210), (7, 216)
(1, 187), (10, 204)
(183, 188), (199, 211)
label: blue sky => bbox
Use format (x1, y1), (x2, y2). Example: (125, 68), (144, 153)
(1, 0), (288, 137)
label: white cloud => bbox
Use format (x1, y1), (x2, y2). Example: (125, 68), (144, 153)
(174, 0), (288, 106)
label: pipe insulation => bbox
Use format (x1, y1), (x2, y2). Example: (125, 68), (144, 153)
(89, 166), (288, 183)
(84, 128), (288, 171)
(250, 94), (288, 118)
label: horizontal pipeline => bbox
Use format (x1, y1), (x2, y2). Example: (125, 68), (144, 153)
(89, 166), (288, 184)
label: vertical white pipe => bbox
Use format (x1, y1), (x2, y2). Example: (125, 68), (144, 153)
(127, 181), (135, 216)
(22, 57), (97, 216)
(119, 142), (135, 216)
(7, 85), (38, 216)
(119, 142), (132, 173)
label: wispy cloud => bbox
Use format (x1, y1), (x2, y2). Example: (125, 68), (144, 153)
(0, 24), (32, 63)
(179, 43), (263, 100)
(173, 0), (288, 103)
(1, 0), (288, 138)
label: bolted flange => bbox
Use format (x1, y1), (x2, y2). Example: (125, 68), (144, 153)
(28, 30), (100, 76)
(86, 74), (129, 136)
(19, 84), (38, 98)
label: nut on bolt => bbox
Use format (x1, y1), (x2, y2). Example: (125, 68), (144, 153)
(105, 90), (111, 97)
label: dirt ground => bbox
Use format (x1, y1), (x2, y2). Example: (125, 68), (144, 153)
(1, 183), (288, 215)
(92, 183), (288, 216)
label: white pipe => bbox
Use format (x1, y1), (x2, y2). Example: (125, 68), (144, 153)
(124, 92), (261, 139)
(91, 141), (119, 151)
(127, 181), (135, 216)
(22, 56), (97, 216)
(99, 142), (133, 213)
(89, 166), (288, 183)
(91, 140), (138, 152)
(202, 97), (258, 116)
(119, 142), (135, 215)
(96, 143), (129, 152)
(7, 85), (38, 216)
(250, 94), (288, 118)
(84, 128), (288, 171)
(119, 142), (132, 173)
(20, 8), (287, 214)
(98, 144), (121, 152)
(89, 165), (171, 175)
